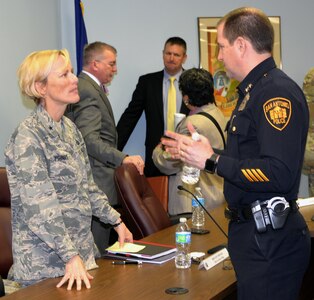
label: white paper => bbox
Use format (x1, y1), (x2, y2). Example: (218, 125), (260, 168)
(297, 197), (314, 207)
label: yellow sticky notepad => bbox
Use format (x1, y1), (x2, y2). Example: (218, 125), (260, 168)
(106, 242), (146, 253)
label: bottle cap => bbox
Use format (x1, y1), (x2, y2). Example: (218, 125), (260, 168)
(191, 132), (200, 141)
(179, 217), (187, 223)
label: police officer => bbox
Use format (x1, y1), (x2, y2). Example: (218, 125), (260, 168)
(162, 7), (311, 300)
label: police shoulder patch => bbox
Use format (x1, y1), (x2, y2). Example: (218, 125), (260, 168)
(263, 97), (291, 131)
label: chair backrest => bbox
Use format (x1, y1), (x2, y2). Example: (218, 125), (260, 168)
(147, 176), (169, 212)
(0, 167), (10, 208)
(0, 167), (13, 279)
(114, 164), (172, 240)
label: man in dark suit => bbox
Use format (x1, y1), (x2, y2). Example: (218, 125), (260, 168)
(117, 37), (189, 177)
(66, 41), (144, 254)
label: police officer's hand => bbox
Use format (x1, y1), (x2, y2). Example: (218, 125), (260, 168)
(56, 255), (93, 291)
(163, 122), (214, 170)
(114, 220), (133, 248)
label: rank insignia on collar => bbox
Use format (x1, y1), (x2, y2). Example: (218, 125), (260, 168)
(238, 93), (250, 111)
(263, 97), (291, 131)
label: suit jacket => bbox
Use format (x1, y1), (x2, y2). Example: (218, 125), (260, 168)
(117, 70), (189, 177)
(68, 72), (126, 206)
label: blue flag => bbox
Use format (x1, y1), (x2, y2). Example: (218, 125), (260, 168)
(74, 0), (88, 75)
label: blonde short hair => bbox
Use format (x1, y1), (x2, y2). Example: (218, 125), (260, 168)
(17, 49), (71, 104)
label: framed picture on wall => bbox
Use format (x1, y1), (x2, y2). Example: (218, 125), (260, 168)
(198, 16), (282, 118)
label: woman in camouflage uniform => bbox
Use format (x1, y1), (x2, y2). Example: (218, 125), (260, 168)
(5, 49), (132, 290)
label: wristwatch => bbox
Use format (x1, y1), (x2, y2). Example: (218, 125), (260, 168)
(205, 153), (219, 174)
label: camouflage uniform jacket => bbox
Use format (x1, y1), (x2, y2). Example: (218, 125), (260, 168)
(5, 104), (120, 286)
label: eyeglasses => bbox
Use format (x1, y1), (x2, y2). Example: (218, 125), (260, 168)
(222, 258), (233, 270)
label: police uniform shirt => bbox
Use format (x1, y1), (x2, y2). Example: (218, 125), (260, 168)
(217, 57), (309, 208)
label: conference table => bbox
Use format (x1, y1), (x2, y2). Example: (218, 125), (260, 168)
(4, 204), (314, 300)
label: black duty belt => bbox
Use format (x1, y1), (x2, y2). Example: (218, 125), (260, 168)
(225, 200), (299, 222)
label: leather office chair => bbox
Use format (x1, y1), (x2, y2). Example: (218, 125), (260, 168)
(0, 167), (13, 279)
(114, 164), (172, 240)
(146, 176), (168, 212)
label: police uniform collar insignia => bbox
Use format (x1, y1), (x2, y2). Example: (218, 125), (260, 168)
(245, 83), (253, 93)
(238, 83), (253, 111)
(263, 97), (292, 131)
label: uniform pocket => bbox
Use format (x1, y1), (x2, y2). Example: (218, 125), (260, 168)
(228, 114), (251, 137)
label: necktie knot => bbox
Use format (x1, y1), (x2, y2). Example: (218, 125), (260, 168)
(101, 84), (108, 94)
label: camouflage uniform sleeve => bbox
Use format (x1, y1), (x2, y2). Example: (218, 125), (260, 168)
(9, 126), (79, 263)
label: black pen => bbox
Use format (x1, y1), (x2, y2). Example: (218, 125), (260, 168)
(111, 261), (142, 265)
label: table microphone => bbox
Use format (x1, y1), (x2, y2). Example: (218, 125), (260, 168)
(177, 185), (228, 239)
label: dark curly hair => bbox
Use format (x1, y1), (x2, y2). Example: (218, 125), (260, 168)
(179, 68), (215, 107)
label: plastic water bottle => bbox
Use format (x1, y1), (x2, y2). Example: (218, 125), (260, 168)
(181, 132), (200, 185)
(192, 187), (205, 228)
(175, 217), (191, 269)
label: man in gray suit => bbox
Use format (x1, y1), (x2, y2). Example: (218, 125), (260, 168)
(66, 41), (144, 254)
